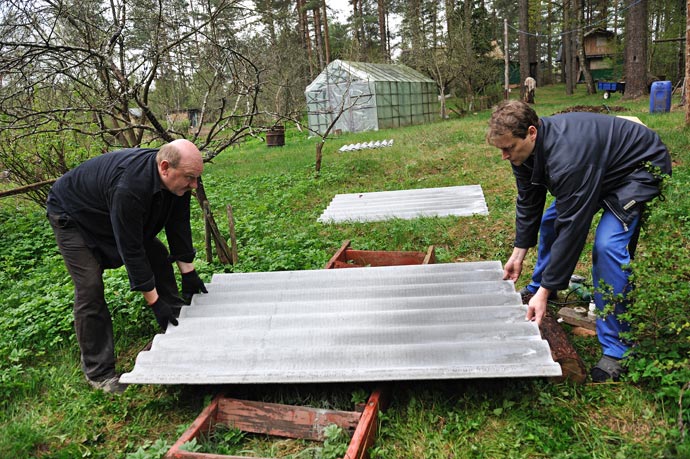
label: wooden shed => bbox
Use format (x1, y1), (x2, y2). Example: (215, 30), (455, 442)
(166, 108), (201, 128)
(581, 28), (619, 81)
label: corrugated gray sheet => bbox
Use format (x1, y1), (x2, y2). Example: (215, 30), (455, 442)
(120, 262), (561, 385)
(317, 185), (489, 223)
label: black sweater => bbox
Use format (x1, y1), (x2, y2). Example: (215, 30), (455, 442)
(47, 148), (196, 291)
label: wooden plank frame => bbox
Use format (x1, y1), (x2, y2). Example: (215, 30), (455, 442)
(324, 240), (436, 269)
(165, 388), (389, 459)
(165, 241), (431, 458)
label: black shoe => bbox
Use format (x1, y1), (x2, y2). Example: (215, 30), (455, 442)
(86, 375), (128, 394)
(591, 355), (625, 382)
(519, 287), (559, 305)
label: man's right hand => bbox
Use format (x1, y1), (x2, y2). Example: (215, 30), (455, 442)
(525, 287), (550, 325)
(150, 297), (179, 331)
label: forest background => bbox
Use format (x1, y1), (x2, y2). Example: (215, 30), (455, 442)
(0, 0), (689, 457)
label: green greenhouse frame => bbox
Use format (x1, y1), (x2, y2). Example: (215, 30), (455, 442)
(305, 60), (437, 135)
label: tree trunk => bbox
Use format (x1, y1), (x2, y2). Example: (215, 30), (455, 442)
(377, 0), (389, 61)
(528, 16), (538, 79)
(686, 0), (690, 125)
(322, 0), (331, 64)
(408, 0), (423, 53)
(351, 0), (365, 50)
(518, 0), (530, 100)
(563, 0), (573, 94)
(545, 0), (554, 85)
(315, 141), (324, 173)
(540, 315), (588, 384)
(297, 0), (315, 78)
(577, 0), (596, 94)
(313, 8), (324, 69)
(439, 86), (447, 119)
(445, 0), (454, 40)
(623, 0), (648, 99)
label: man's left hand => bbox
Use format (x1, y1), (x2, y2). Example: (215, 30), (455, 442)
(181, 269), (208, 303)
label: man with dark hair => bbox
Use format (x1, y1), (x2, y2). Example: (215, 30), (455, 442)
(487, 100), (671, 382)
(47, 139), (208, 393)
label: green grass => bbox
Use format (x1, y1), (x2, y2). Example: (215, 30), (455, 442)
(1, 84), (689, 458)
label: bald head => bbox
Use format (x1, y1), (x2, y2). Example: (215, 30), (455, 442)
(157, 139), (203, 167)
(157, 140), (204, 196)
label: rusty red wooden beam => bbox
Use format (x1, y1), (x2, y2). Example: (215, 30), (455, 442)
(165, 388), (389, 459)
(215, 397), (361, 441)
(324, 240), (436, 269)
(343, 387), (390, 459)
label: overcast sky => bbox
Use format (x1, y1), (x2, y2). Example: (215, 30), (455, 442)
(328, 0), (349, 22)
(327, 0), (402, 57)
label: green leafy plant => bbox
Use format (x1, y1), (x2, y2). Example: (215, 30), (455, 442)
(179, 437), (203, 452)
(351, 388), (369, 405)
(126, 439), (171, 459)
(196, 424), (246, 455)
(321, 424), (350, 459)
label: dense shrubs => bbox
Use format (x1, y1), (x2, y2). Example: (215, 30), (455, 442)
(626, 169), (690, 433)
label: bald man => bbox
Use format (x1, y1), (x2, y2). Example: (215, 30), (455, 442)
(47, 140), (207, 393)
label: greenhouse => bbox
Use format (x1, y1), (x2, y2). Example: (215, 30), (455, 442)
(305, 60), (437, 135)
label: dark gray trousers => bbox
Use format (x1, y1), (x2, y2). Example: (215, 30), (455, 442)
(48, 213), (178, 381)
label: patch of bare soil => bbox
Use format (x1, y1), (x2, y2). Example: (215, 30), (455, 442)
(553, 105), (628, 114)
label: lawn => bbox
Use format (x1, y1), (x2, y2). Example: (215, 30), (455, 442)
(0, 84), (688, 458)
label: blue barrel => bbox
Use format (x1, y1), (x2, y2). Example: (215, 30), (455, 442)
(649, 81), (672, 113)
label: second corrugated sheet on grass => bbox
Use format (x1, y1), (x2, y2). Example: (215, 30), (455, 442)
(317, 185), (489, 223)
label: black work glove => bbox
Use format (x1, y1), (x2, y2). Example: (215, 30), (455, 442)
(151, 297), (179, 331)
(181, 269), (208, 303)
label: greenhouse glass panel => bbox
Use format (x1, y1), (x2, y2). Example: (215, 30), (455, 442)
(305, 60), (436, 135)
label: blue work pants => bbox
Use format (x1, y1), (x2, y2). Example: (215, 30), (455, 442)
(526, 202), (640, 359)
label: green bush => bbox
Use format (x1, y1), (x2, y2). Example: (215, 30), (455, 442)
(626, 170), (690, 430)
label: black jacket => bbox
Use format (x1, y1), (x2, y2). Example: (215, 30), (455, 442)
(512, 113), (672, 291)
(47, 148), (196, 292)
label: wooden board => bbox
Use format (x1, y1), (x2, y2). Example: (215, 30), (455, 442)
(324, 240), (435, 269)
(215, 398), (361, 441)
(344, 388), (390, 459)
(557, 307), (597, 331)
(165, 388), (389, 459)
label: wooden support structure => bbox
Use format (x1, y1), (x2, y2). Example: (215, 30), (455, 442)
(539, 314), (588, 384)
(214, 397), (362, 440)
(226, 205), (239, 265)
(163, 241), (574, 458)
(165, 387), (389, 459)
(324, 240), (435, 269)
(343, 389), (389, 459)
(557, 306), (596, 331)
(166, 241), (413, 459)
